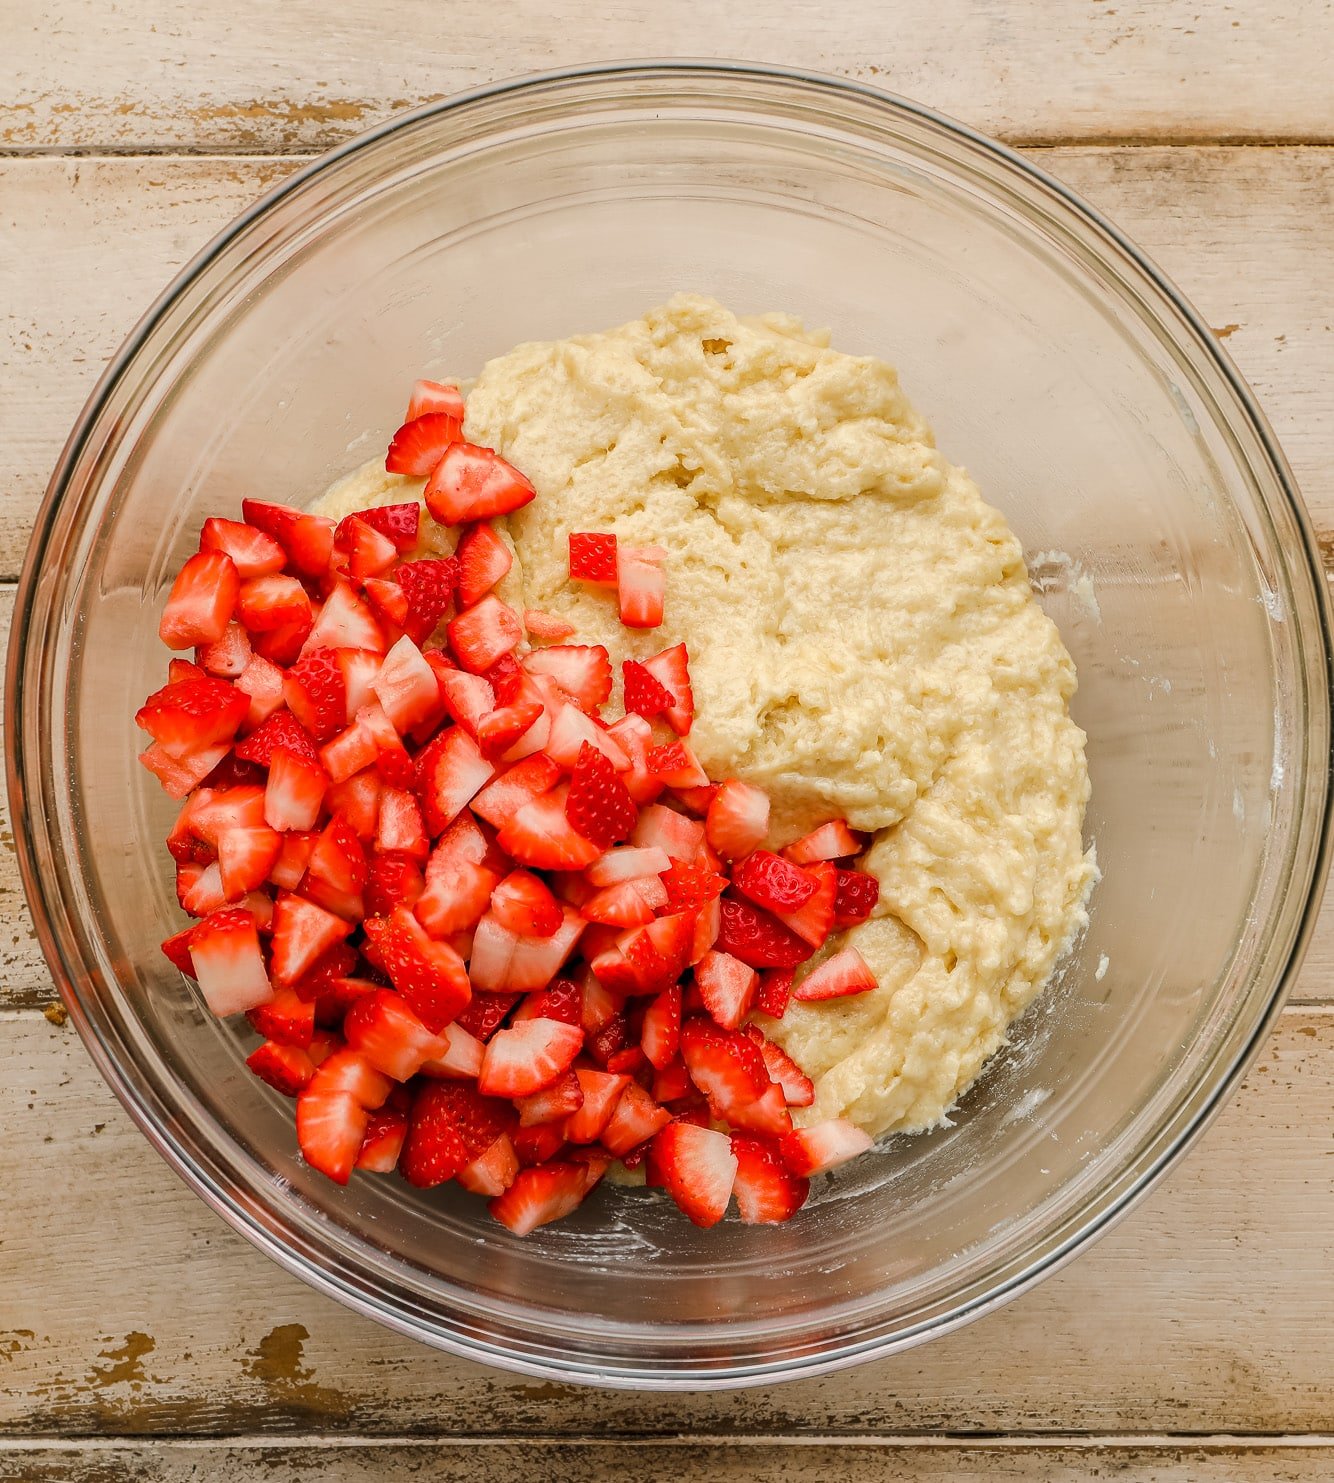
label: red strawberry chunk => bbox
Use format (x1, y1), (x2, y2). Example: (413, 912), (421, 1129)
(639, 643), (694, 735)
(242, 499), (335, 577)
(731, 1135), (810, 1223)
(706, 779), (770, 859)
(401, 1080), (496, 1188)
(523, 645), (612, 713)
(158, 550), (238, 650)
(581, 880), (655, 927)
(407, 379), (465, 422)
(543, 701), (628, 772)
(515, 1069), (585, 1127)
(161, 925), (198, 976)
(419, 1020), (486, 1080)
(454, 990), (522, 1043)
(136, 676), (249, 759)
(621, 658), (674, 720)
(303, 579), (386, 655)
(470, 753), (561, 829)
(833, 868), (880, 927)
(325, 769), (383, 842)
(741, 1025), (815, 1107)
(775, 860), (837, 948)
(565, 742), (637, 851)
(564, 1069), (630, 1143)
(264, 749), (328, 832)
(689, 895), (721, 966)
(523, 609), (576, 642)
(385, 410), (464, 475)
(139, 741), (229, 799)
(680, 1017), (770, 1109)
(235, 709), (318, 766)
(198, 620), (253, 679)
(733, 849), (818, 914)
(270, 892), (355, 986)
(189, 907), (272, 1017)
(455, 521), (513, 607)
(376, 788), (428, 861)
(793, 946), (878, 1002)
(659, 857), (728, 912)
(307, 813), (368, 894)
(247, 1040), (319, 1097)
(334, 515), (398, 582)
(694, 949), (758, 1031)
(217, 821), (282, 899)
(489, 1160), (594, 1235)
(435, 666), (495, 739)
(415, 855), (502, 937)
(641, 983), (681, 1070)
(237, 574), (312, 634)
(778, 1119), (873, 1177)
(200, 516), (286, 578)
(498, 784), (601, 871)
(783, 819), (863, 864)
(568, 531), (617, 586)
(363, 906), (471, 1033)
(479, 1017), (584, 1098)
(343, 989), (448, 1080)
(647, 739), (708, 788)
(334, 647), (383, 720)
(365, 853), (425, 917)
(413, 724), (496, 834)
(586, 844), (671, 887)
(512, 977), (583, 1026)
(469, 909), (585, 994)
(425, 441), (536, 524)
(478, 691), (546, 761)
(725, 1080), (793, 1138)
(336, 501), (420, 553)
(247, 985), (316, 1048)
(363, 576), (411, 633)
(356, 1106), (409, 1173)
(652, 1121), (737, 1228)
(651, 1059), (693, 1106)
(616, 546), (665, 629)
(599, 1080), (672, 1157)
(491, 869), (563, 938)
(753, 966), (795, 1019)
(456, 1133), (520, 1196)
(283, 648), (347, 743)
(234, 654), (286, 730)
(716, 896), (813, 969)
(447, 593), (523, 673)
(396, 558), (458, 644)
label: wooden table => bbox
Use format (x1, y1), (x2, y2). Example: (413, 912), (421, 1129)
(2, 5), (1332, 1479)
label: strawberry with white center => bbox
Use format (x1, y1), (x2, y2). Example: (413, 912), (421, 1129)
(479, 1017), (585, 1098)
(639, 643), (694, 735)
(616, 545), (666, 629)
(200, 517), (287, 578)
(425, 443), (536, 524)
(188, 908), (273, 1017)
(455, 522), (513, 607)
(406, 379), (466, 422)
(385, 411), (463, 476)
(489, 1160), (602, 1235)
(336, 502), (420, 554)
(792, 946), (878, 1002)
(731, 1135), (810, 1224)
(447, 593), (523, 674)
(779, 1120), (873, 1177)
(158, 551), (239, 650)
(242, 500), (335, 578)
(523, 645), (612, 713)
(693, 949), (758, 1031)
(706, 779), (770, 859)
(652, 1121), (737, 1228)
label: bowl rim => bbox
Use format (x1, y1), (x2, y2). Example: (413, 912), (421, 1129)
(8, 57), (1333, 1390)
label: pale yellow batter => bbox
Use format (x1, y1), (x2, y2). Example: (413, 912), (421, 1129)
(314, 294), (1095, 1138)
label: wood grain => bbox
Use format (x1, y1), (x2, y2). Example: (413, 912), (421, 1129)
(2, 0), (1332, 154)
(3, 1438), (1334, 1482)
(2, 1008), (1330, 1438)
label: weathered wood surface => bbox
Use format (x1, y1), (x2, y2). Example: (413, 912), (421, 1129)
(2, 0), (1332, 154)
(2, 1008), (1331, 1438)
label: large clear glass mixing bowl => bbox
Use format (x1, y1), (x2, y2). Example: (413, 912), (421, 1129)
(7, 63), (1331, 1388)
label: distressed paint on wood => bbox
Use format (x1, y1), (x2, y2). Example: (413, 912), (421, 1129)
(1, 1009), (1331, 1437)
(1, 0), (1332, 154)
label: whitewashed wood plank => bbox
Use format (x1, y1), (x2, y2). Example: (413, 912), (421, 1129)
(3, 1438), (1333, 1482)
(2, 0), (1332, 153)
(1, 1009), (1330, 1436)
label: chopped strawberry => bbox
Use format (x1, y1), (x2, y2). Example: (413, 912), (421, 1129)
(334, 515), (398, 582)
(363, 906), (471, 1032)
(706, 780), (770, 859)
(470, 753), (561, 829)
(135, 676), (249, 759)
(396, 558), (458, 644)
(415, 854), (502, 937)
(435, 666), (495, 738)
(307, 813), (368, 895)
(833, 868), (880, 927)
(234, 654), (286, 729)
(337, 501), (420, 553)
(515, 1070), (585, 1127)
(299, 871), (365, 923)
(585, 844), (671, 887)
(659, 857), (728, 912)
(247, 1039), (319, 1097)
(199, 752), (266, 791)
(564, 1069), (630, 1143)
(303, 579), (386, 655)
(160, 925), (198, 976)
(237, 574), (313, 633)
(356, 1106), (409, 1173)
(733, 850), (818, 914)
(616, 546), (665, 629)
(140, 741), (230, 799)
(200, 516), (286, 578)
(363, 575), (411, 633)
(793, 946), (878, 1002)
(544, 701), (628, 772)
(478, 1017), (584, 1098)
(631, 803), (705, 862)
(775, 860), (837, 947)
(330, 652), (386, 726)
(783, 819), (863, 864)
(646, 739), (709, 788)
(694, 949), (758, 1031)
(419, 1020), (486, 1080)
(670, 783), (718, 818)
(741, 1025), (815, 1107)
(652, 1121), (737, 1228)
(177, 860), (227, 917)
(413, 725), (496, 833)
(523, 609), (576, 641)
(182, 783), (265, 846)
(241, 499), (335, 577)
(343, 989), (448, 1080)
(512, 977), (583, 1026)
(567, 531), (617, 587)
(779, 1119), (873, 1176)
(599, 1080), (672, 1157)
(456, 1132), (520, 1196)
(689, 894), (722, 966)
(247, 985), (316, 1048)
(425, 441), (536, 524)
(716, 896), (813, 969)
(385, 410), (464, 476)
(651, 1060), (693, 1106)
(364, 853), (425, 917)
(679, 1017), (770, 1109)
(639, 643), (694, 735)
(264, 749), (328, 832)
(454, 990), (521, 1043)
(325, 769), (382, 841)
(447, 593), (523, 674)
(235, 709), (319, 766)
(580, 880), (656, 927)
(641, 983), (681, 1069)
(731, 1135), (809, 1223)
(725, 1080), (793, 1138)
(523, 645), (612, 713)
(455, 522), (513, 607)
(158, 550), (238, 650)
(489, 1160), (595, 1235)
(753, 966), (795, 1019)
(375, 787), (428, 860)
(469, 909), (585, 994)
(269, 892), (355, 986)
(491, 870), (563, 938)
(283, 648), (347, 743)
(621, 659), (674, 720)
(188, 907), (273, 1017)
(217, 820), (282, 899)
(498, 784), (601, 871)
(198, 620), (253, 679)
(478, 690), (545, 761)
(296, 1078), (386, 1184)
(399, 1081), (479, 1188)
(564, 742), (636, 851)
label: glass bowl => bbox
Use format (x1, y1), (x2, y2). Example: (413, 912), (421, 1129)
(8, 62), (1331, 1390)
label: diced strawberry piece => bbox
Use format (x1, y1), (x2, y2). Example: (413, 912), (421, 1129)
(478, 692), (546, 761)
(363, 853), (424, 918)
(454, 990), (520, 1043)
(386, 411), (464, 476)
(491, 869), (563, 938)
(706, 780), (770, 859)
(234, 654), (286, 730)
(567, 531), (617, 586)
(325, 768), (383, 841)
(447, 593), (522, 674)
(694, 949), (758, 1031)
(833, 868), (880, 928)
(413, 725), (496, 834)
(265, 892), (353, 989)
(236, 571), (313, 633)
(363, 575), (411, 634)
(199, 752), (266, 791)
(562, 741), (636, 853)
(139, 741), (229, 799)
(479, 1017), (584, 1098)
(731, 1135), (809, 1223)
(136, 676), (249, 759)
(435, 666), (495, 738)
(318, 716), (377, 786)
(647, 740), (708, 788)
(543, 701), (628, 774)
(726, 1080), (793, 1138)
(631, 803), (705, 862)
(456, 1132), (520, 1196)
(754, 966), (795, 1019)
(585, 845), (671, 887)
(263, 749), (328, 833)
(188, 907), (272, 1017)
(343, 989), (448, 1080)
(247, 985), (316, 1048)
(689, 894), (721, 967)
(283, 649), (347, 743)
(670, 783), (718, 818)
(200, 516), (286, 578)
(415, 855), (501, 938)
(515, 1069), (585, 1127)
(641, 983), (681, 1070)
(370, 635), (440, 734)
(161, 926), (198, 976)
(396, 558), (458, 644)
(241, 500), (335, 578)
(470, 753), (561, 829)
(621, 659), (674, 721)
(653, 1122), (737, 1227)
(355, 1106), (409, 1173)
(307, 813), (368, 895)
(599, 1080), (672, 1158)
(578, 973), (622, 1039)
(523, 645), (612, 713)
(779, 1119), (873, 1177)
(716, 896), (813, 969)
(512, 977), (583, 1026)
(580, 880), (655, 927)
(417, 1019), (486, 1080)
(289, 941), (358, 1003)
(217, 821), (282, 899)
(602, 713), (660, 806)
(158, 550), (238, 650)
(523, 609), (576, 642)
(784, 819), (863, 864)
(585, 1010), (631, 1066)
(425, 441), (536, 524)
(298, 873), (365, 923)
(235, 709), (318, 767)
(396, 1084), (467, 1187)
(303, 579), (386, 656)
(296, 1089), (372, 1184)
(334, 515), (398, 582)
(198, 620), (253, 680)
(167, 658), (206, 683)
(733, 850), (818, 914)
(775, 860), (837, 948)
(469, 909), (585, 994)
(247, 1039), (318, 1097)
(563, 1069), (630, 1143)
(337, 501), (420, 553)
(616, 546), (665, 629)
(489, 1160), (592, 1234)
(177, 859), (227, 916)
(363, 906), (471, 1032)
(640, 643), (693, 735)
(498, 784), (601, 871)
(375, 787), (428, 861)
(455, 522), (513, 607)
(741, 1025), (815, 1107)
(793, 946), (878, 1002)
(659, 857), (728, 912)
(680, 1016), (770, 1109)
(651, 1059), (693, 1106)
(181, 784), (265, 846)
(406, 379), (465, 422)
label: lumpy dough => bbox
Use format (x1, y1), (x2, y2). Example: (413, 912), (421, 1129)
(313, 293), (1096, 1139)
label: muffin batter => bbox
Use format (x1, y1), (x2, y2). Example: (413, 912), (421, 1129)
(314, 294), (1095, 1138)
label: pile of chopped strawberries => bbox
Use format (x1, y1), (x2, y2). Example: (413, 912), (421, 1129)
(136, 379), (883, 1234)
